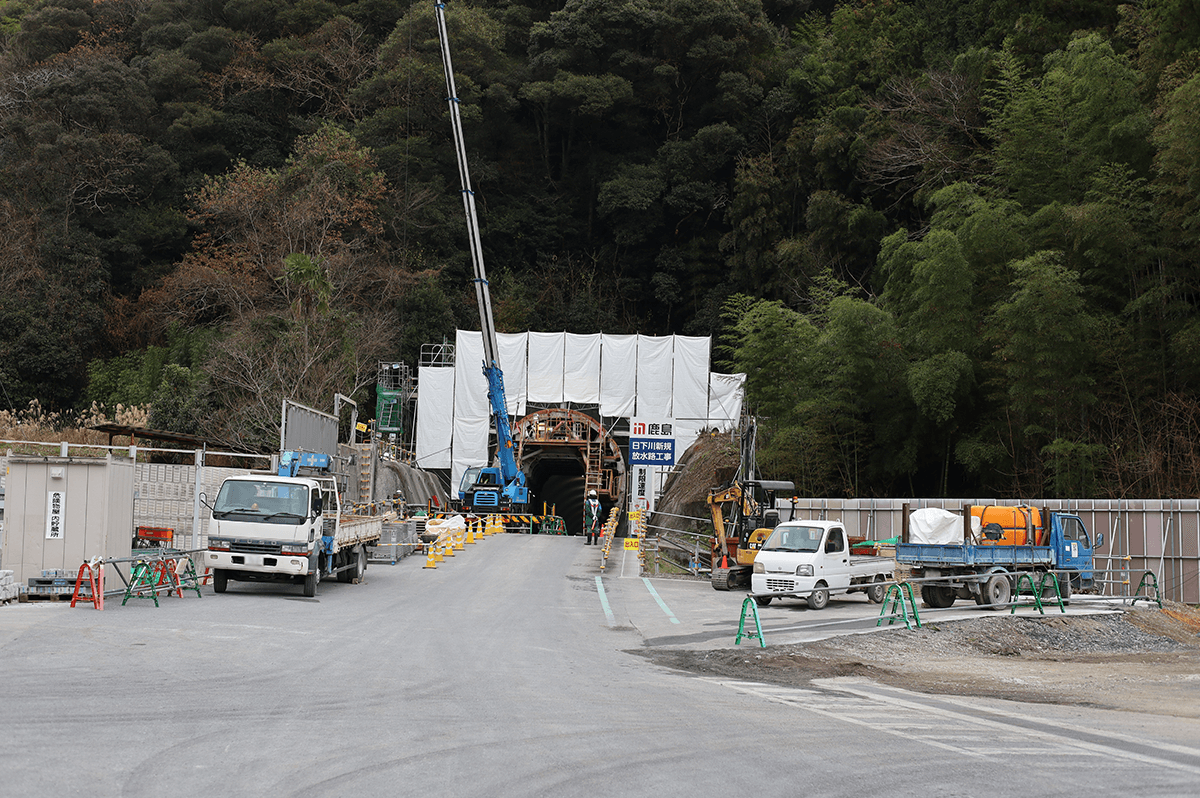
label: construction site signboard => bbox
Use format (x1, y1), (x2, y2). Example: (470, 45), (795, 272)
(628, 418), (676, 466)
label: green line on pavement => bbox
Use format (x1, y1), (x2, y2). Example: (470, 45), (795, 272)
(642, 577), (680, 624)
(595, 576), (615, 626)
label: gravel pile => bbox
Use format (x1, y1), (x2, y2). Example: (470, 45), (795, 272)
(810, 612), (1189, 663)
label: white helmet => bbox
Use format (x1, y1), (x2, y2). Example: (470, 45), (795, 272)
(588, 490), (597, 497)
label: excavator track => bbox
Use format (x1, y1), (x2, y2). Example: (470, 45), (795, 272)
(711, 566), (749, 591)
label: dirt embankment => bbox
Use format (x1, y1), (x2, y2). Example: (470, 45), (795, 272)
(651, 432), (740, 535)
(643, 601), (1200, 717)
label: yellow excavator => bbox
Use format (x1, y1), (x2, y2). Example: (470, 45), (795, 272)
(707, 479), (794, 590)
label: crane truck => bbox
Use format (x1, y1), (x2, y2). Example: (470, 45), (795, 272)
(435, 1), (528, 516)
(204, 452), (385, 598)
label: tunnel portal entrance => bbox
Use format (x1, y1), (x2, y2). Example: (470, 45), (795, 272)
(515, 409), (625, 536)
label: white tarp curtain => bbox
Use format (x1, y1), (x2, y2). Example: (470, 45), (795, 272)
(672, 336), (710, 420)
(635, 335), (674, 418)
(708, 372), (746, 428)
(415, 366), (455, 469)
(497, 332), (528, 418)
(600, 334), (637, 417)
(424, 330), (744, 480)
(670, 419), (707, 449)
(452, 330), (489, 492)
(527, 331), (565, 403)
(564, 333), (601, 404)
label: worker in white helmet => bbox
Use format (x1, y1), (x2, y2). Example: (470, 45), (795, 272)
(583, 489), (601, 545)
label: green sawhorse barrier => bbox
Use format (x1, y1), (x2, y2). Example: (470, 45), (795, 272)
(877, 582), (921, 630)
(735, 596), (766, 648)
(1010, 572), (1065, 615)
(122, 555), (204, 606)
(122, 560), (162, 607)
(1134, 571), (1163, 608)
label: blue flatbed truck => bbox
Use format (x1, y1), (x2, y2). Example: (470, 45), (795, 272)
(895, 507), (1103, 608)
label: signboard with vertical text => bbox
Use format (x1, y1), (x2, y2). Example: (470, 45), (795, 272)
(45, 491), (65, 540)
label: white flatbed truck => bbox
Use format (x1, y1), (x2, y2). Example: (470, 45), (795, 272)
(751, 519), (893, 609)
(204, 463), (385, 597)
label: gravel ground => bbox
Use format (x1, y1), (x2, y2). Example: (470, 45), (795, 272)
(642, 600), (1200, 716)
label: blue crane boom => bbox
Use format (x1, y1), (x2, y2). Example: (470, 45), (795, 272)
(434, 1), (528, 512)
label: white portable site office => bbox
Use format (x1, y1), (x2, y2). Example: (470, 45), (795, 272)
(1, 454), (135, 585)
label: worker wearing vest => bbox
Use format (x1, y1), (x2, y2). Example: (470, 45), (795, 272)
(584, 490), (601, 545)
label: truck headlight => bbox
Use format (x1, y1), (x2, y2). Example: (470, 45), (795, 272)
(796, 564), (813, 577)
(752, 562), (764, 574)
(281, 543), (309, 555)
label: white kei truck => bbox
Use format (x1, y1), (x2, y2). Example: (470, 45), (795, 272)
(750, 519), (894, 609)
(204, 455), (384, 597)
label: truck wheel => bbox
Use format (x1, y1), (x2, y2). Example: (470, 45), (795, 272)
(923, 585), (955, 608)
(980, 574), (1011, 609)
(866, 577), (886, 604)
(754, 596), (772, 607)
(807, 585), (830, 610)
(1056, 573), (1072, 604)
(351, 547), (366, 584)
(303, 567), (320, 598)
(213, 569), (228, 594)
(337, 551), (352, 583)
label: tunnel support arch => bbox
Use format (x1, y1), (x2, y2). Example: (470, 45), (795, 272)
(515, 409), (625, 510)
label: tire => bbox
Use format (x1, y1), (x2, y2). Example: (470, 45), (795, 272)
(866, 577), (886, 604)
(980, 574), (1011, 609)
(1057, 572), (1072, 604)
(351, 547), (366, 584)
(303, 566), (320, 598)
(337, 551), (352, 583)
(807, 585), (830, 610)
(924, 585), (956, 609)
(754, 596), (772, 607)
(213, 569), (228, 594)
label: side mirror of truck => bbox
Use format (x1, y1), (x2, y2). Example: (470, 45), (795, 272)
(311, 495), (324, 518)
(1094, 532), (1104, 549)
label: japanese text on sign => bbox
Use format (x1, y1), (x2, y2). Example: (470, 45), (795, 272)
(46, 490), (65, 540)
(629, 438), (675, 465)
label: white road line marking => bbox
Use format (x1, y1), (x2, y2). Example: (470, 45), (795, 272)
(707, 678), (1200, 774)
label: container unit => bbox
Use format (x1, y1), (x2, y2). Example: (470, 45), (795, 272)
(0, 455), (135, 586)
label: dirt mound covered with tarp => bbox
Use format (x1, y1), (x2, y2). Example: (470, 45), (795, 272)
(647, 432), (740, 558)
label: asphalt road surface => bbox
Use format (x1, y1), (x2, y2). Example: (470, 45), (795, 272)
(2, 535), (1199, 796)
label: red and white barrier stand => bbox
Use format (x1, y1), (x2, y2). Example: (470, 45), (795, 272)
(71, 558), (104, 610)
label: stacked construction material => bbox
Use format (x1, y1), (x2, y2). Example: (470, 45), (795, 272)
(26, 569), (76, 600)
(0, 570), (17, 603)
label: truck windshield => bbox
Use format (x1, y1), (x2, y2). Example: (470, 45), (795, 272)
(762, 525), (825, 552)
(212, 480), (309, 523)
(459, 467), (482, 494)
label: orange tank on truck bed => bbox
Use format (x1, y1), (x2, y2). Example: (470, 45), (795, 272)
(970, 505), (1043, 546)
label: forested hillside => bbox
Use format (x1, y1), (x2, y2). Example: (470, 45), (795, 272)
(0, 0), (1197, 498)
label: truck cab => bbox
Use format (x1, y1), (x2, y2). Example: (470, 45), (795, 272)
(206, 475), (334, 592)
(1048, 513), (1097, 588)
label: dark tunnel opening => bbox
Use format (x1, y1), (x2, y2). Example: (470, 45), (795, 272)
(532, 472), (586, 535)
(526, 457), (615, 536)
